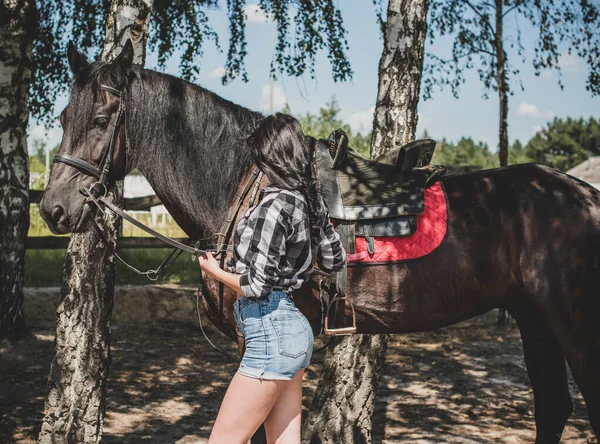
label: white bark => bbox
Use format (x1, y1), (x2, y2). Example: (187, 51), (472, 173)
(38, 1), (153, 442)
(371, 0), (429, 160)
(0, 0), (36, 340)
(303, 1), (429, 442)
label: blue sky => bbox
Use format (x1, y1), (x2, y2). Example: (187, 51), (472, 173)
(30, 1), (600, 154)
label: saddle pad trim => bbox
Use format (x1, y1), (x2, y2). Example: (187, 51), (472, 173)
(347, 181), (448, 265)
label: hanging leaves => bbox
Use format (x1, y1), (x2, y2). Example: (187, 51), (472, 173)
(31, 0), (352, 124)
(423, 0), (600, 101)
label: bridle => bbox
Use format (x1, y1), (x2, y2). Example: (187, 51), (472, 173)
(54, 85), (125, 199)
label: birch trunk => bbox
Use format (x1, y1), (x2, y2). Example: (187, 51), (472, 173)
(38, 2), (153, 442)
(495, 0), (508, 168)
(302, 1), (429, 442)
(0, 0), (36, 341)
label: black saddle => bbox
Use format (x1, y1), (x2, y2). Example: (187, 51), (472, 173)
(316, 129), (444, 221)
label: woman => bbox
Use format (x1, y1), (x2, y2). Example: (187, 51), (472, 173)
(199, 113), (346, 443)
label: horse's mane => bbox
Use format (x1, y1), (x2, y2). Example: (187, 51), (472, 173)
(69, 61), (263, 234)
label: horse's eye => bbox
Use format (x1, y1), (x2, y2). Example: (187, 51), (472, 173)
(94, 117), (109, 128)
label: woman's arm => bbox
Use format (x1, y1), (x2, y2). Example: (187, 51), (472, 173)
(316, 214), (346, 272)
(198, 252), (243, 294)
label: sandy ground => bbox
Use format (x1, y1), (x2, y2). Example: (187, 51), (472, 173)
(0, 311), (597, 443)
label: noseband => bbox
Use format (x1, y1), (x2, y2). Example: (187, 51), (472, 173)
(53, 84), (125, 197)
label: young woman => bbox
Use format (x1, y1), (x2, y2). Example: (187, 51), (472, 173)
(199, 113), (346, 444)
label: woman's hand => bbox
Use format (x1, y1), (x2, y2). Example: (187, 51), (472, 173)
(198, 251), (222, 279)
(199, 252), (244, 295)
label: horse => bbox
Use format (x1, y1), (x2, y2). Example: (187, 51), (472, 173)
(39, 41), (600, 442)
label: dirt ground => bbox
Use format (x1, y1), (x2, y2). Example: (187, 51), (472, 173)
(1, 311), (597, 443)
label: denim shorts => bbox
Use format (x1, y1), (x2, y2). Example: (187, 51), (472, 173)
(233, 291), (314, 380)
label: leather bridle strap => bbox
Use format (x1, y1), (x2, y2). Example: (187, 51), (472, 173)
(53, 153), (103, 179)
(53, 84), (124, 197)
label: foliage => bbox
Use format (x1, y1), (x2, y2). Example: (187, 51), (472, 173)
(424, 0), (600, 100)
(431, 137), (531, 168)
(32, 0), (352, 124)
(524, 117), (600, 171)
(287, 98), (372, 157)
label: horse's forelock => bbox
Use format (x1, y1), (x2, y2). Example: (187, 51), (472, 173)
(66, 61), (128, 151)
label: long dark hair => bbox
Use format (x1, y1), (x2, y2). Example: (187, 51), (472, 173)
(247, 113), (326, 244)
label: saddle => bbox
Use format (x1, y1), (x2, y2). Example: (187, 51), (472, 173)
(315, 129), (446, 335)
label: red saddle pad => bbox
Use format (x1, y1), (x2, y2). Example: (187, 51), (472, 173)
(348, 181), (448, 264)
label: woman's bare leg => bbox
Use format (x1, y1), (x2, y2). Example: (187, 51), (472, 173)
(263, 370), (304, 444)
(209, 372), (288, 444)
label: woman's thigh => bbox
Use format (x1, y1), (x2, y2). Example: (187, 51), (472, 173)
(264, 370), (304, 444)
(209, 372), (288, 444)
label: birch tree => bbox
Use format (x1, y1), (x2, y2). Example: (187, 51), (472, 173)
(38, 2), (153, 442)
(302, 1), (430, 442)
(0, 0), (36, 341)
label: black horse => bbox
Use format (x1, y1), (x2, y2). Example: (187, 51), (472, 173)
(40, 42), (600, 442)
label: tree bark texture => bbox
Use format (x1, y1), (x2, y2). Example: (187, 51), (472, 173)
(370, 0), (429, 159)
(495, 0), (508, 168)
(0, 0), (36, 341)
(303, 1), (429, 443)
(38, 1), (153, 442)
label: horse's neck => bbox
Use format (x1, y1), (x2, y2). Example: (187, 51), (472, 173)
(127, 75), (258, 238)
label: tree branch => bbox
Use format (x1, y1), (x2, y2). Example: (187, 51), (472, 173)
(462, 0), (497, 40)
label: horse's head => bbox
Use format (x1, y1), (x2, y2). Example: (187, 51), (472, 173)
(40, 41), (135, 234)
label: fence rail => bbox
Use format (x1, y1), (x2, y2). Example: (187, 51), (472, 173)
(26, 236), (190, 250)
(29, 189), (162, 212)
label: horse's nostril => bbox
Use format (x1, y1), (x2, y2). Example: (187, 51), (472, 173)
(52, 205), (66, 225)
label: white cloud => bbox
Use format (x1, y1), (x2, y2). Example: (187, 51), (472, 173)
(517, 102), (555, 119)
(558, 53), (581, 73)
(349, 107), (375, 135)
(259, 84), (287, 112)
(244, 4), (272, 24)
(532, 124), (544, 134)
(208, 66), (226, 79)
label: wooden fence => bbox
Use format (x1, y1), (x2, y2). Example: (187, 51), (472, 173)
(27, 189), (188, 250)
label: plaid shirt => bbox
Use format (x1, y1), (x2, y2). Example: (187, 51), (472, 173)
(233, 186), (346, 299)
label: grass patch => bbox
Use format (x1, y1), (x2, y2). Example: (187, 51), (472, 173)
(26, 248), (199, 287)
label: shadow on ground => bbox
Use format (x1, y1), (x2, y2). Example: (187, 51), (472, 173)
(0, 311), (596, 443)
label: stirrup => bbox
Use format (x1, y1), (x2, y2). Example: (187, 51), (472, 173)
(324, 296), (357, 336)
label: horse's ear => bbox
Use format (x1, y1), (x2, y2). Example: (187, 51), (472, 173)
(114, 39), (134, 75)
(67, 41), (89, 75)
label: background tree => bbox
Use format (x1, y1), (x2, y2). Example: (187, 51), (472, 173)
(302, 0), (430, 442)
(38, 2), (154, 441)
(0, 0), (36, 341)
(525, 117), (600, 171)
(424, 0), (600, 167)
(289, 98), (372, 156)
